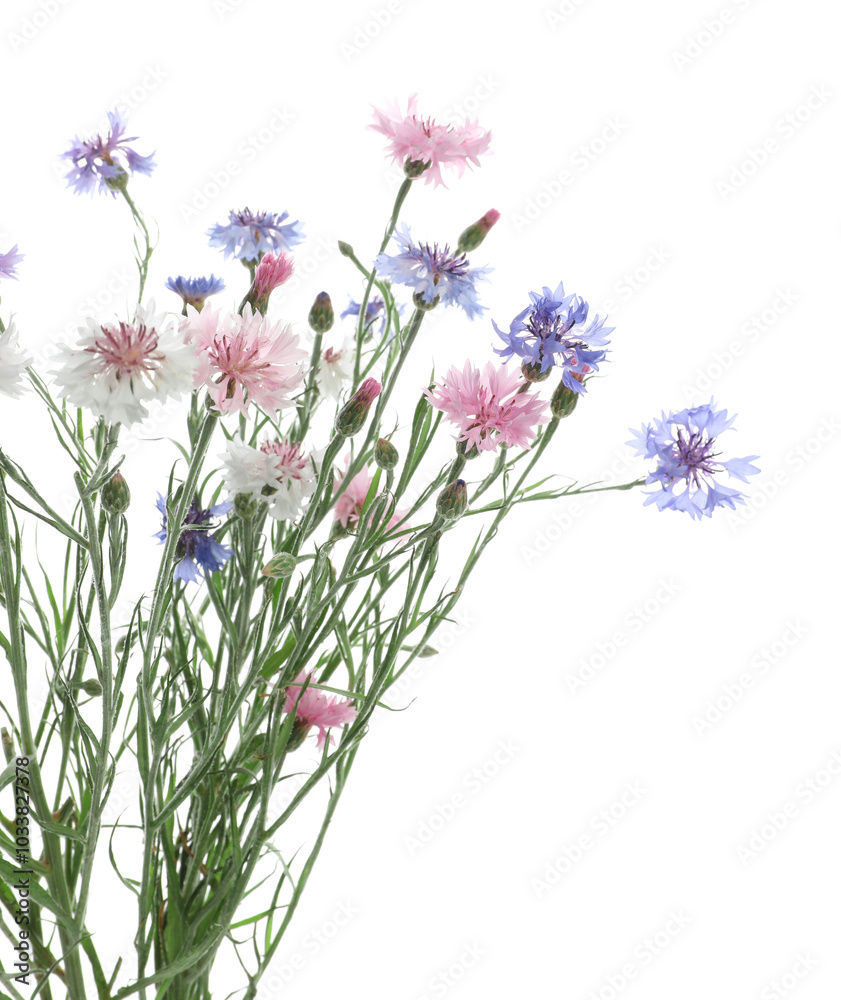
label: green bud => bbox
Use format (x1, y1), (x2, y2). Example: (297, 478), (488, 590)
(335, 378), (382, 437)
(375, 437), (399, 471)
(261, 552), (298, 579)
(436, 479), (468, 521)
(337, 240), (354, 258)
(404, 157), (432, 179)
(72, 678), (103, 697)
(100, 471), (131, 515)
(550, 381), (580, 419)
(308, 291), (334, 334)
(521, 361), (551, 384)
(456, 209), (501, 253)
(418, 645), (438, 658)
(234, 492), (263, 519)
(1, 728), (13, 764)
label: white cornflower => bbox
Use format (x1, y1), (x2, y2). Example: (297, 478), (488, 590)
(316, 339), (355, 401)
(52, 300), (196, 426)
(0, 321), (33, 399)
(222, 438), (316, 521)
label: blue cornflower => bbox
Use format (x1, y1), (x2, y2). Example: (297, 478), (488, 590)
(340, 295), (403, 339)
(0, 245), (23, 280)
(62, 109), (156, 197)
(155, 494), (234, 583)
(627, 400), (760, 519)
(374, 224), (491, 320)
(207, 208), (304, 262)
(165, 274), (226, 310)
(493, 282), (612, 392)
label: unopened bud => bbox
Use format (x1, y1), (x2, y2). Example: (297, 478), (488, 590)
(100, 471), (130, 515)
(262, 552), (298, 578)
(337, 241), (354, 258)
(335, 378), (381, 437)
(404, 158), (432, 179)
(521, 361), (551, 383)
(418, 645), (438, 658)
(250, 252), (294, 314)
(374, 437), (399, 470)
(436, 479), (468, 521)
(550, 381), (579, 419)
(308, 291), (334, 334)
(457, 209), (500, 253)
(72, 678), (103, 697)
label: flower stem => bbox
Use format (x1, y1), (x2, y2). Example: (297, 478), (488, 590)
(120, 188), (154, 303)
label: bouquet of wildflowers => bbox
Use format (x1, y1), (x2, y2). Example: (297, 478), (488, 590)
(0, 96), (759, 999)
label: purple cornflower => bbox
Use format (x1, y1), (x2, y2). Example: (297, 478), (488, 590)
(155, 494), (234, 583)
(493, 282), (612, 392)
(166, 274), (226, 310)
(62, 109), (156, 197)
(374, 224), (490, 320)
(0, 245), (23, 280)
(207, 208), (304, 262)
(628, 400), (760, 519)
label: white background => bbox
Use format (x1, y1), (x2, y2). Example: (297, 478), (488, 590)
(2, 0), (839, 997)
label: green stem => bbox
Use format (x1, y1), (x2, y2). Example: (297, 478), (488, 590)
(0, 475), (89, 1000)
(352, 177), (413, 390)
(120, 189), (154, 303)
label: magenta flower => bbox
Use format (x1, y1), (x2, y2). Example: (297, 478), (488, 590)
(425, 361), (551, 452)
(369, 94), (491, 187)
(253, 252), (294, 310)
(283, 671), (357, 749)
(185, 303), (306, 416)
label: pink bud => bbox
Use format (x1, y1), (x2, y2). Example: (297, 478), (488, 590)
(254, 252), (294, 305)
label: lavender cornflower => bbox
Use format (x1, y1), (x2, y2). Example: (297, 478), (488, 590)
(374, 224), (490, 320)
(341, 295), (403, 340)
(155, 494), (234, 583)
(0, 245), (23, 280)
(207, 208), (304, 262)
(628, 400), (760, 519)
(493, 282), (612, 392)
(166, 274), (226, 311)
(62, 109), (156, 197)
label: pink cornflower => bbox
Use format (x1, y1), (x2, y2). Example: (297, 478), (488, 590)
(369, 94), (491, 187)
(186, 303), (306, 415)
(333, 463), (406, 532)
(252, 252), (294, 311)
(425, 360), (551, 453)
(283, 671), (357, 749)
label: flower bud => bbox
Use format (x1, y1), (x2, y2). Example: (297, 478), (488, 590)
(374, 437), (399, 471)
(262, 552), (298, 578)
(308, 291), (334, 334)
(337, 241), (354, 258)
(418, 645), (438, 658)
(71, 678), (103, 697)
(285, 717), (311, 752)
(234, 492), (264, 519)
(521, 361), (551, 383)
(335, 378), (382, 437)
(457, 209), (500, 253)
(250, 252), (294, 314)
(404, 158), (432, 179)
(436, 479), (468, 521)
(100, 471), (130, 515)
(550, 381), (579, 419)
